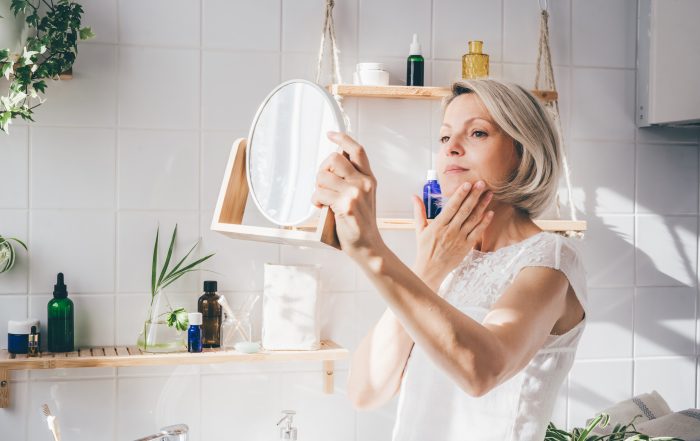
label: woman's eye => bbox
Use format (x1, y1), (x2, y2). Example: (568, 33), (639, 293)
(439, 136), (450, 144)
(472, 130), (487, 138)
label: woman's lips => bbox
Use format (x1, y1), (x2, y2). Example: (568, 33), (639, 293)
(444, 166), (469, 175)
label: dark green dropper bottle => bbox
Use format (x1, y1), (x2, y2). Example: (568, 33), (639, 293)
(406, 33), (424, 86)
(48, 272), (74, 353)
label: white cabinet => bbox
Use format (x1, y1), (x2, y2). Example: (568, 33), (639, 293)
(637, 0), (700, 127)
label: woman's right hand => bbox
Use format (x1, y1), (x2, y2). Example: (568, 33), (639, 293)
(411, 180), (494, 291)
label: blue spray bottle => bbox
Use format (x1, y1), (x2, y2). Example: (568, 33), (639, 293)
(423, 170), (442, 219)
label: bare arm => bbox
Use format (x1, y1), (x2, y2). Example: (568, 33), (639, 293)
(347, 307), (414, 409)
(354, 243), (570, 397)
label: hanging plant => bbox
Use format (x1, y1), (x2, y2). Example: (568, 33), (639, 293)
(0, 0), (94, 133)
(0, 234), (27, 274)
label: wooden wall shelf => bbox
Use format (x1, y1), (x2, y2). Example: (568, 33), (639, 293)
(327, 84), (558, 103)
(291, 218), (586, 233)
(0, 340), (348, 408)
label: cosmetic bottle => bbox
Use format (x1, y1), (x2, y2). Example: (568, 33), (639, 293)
(462, 40), (489, 79)
(423, 170), (442, 219)
(187, 312), (202, 353)
(198, 280), (222, 348)
(7, 318), (39, 354)
(406, 33), (424, 86)
(27, 325), (39, 357)
(47, 273), (74, 353)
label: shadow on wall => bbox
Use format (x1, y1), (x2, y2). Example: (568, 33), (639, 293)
(561, 126), (700, 426)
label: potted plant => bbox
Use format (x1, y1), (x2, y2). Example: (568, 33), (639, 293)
(136, 224), (215, 353)
(546, 413), (684, 441)
(0, 234), (27, 273)
(0, 0), (94, 133)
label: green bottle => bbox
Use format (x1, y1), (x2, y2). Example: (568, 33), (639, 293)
(406, 33), (424, 86)
(47, 272), (74, 353)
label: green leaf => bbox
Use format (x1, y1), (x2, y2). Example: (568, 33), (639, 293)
(161, 253), (215, 287)
(79, 26), (94, 40)
(157, 224), (177, 290)
(151, 226), (159, 297)
(166, 307), (189, 331)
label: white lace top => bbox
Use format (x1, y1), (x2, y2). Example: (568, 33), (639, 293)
(392, 231), (588, 441)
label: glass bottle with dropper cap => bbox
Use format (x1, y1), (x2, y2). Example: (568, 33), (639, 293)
(406, 33), (424, 86)
(47, 272), (74, 353)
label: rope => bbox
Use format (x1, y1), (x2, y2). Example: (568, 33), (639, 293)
(314, 0), (352, 132)
(534, 7), (581, 238)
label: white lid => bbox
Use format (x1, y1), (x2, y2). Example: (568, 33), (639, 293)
(426, 169), (438, 180)
(409, 33), (422, 55)
(188, 312), (202, 326)
(8, 318), (39, 335)
(356, 62), (385, 71)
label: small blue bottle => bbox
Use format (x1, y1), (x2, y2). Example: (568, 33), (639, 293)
(187, 312), (203, 353)
(423, 170), (442, 219)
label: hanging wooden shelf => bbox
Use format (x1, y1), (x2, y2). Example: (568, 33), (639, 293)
(291, 218), (586, 233)
(327, 84), (558, 103)
(0, 340), (348, 408)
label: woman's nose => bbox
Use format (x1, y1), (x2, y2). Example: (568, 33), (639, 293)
(442, 138), (465, 156)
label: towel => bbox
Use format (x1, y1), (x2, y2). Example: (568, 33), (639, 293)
(589, 390), (672, 435)
(262, 263), (321, 350)
(635, 409), (700, 441)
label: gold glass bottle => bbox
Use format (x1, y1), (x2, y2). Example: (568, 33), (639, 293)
(462, 40), (489, 79)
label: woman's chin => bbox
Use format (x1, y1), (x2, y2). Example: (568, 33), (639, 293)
(439, 178), (474, 197)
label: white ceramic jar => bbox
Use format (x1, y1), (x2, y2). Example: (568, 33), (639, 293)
(353, 62), (390, 86)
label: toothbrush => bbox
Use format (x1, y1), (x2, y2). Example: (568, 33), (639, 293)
(42, 404), (61, 441)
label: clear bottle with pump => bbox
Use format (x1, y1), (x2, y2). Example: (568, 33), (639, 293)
(406, 33), (424, 86)
(198, 280), (221, 348)
(276, 410), (298, 441)
(423, 170), (442, 219)
(187, 312), (202, 353)
(47, 273), (74, 353)
(462, 40), (489, 79)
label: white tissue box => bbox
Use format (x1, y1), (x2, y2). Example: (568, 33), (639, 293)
(262, 263), (321, 350)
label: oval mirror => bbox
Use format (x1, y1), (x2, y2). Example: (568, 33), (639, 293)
(246, 79), (346, 226)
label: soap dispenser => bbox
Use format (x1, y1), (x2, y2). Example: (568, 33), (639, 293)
(47, 272), (74, 353)
(276, 410), (298, 440)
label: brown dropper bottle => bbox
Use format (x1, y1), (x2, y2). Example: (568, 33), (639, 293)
(198, 280), (222, 348)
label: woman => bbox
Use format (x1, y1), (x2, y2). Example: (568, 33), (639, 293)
(312, 79), (587, 441)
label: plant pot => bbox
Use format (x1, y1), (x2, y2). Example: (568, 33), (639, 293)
(0, 0), (28, 55)
(136, 289), (186, 353)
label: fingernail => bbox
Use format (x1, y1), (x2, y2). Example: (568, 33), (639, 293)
(475, 180), (484, 189)
(462, 182), (471, 191)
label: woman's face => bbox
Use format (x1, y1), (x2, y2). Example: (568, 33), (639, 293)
(437, 93), (520, 197)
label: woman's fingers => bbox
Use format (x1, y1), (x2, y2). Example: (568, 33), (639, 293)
(327, 131), (374, 177)
(311, 186), (339, 208)
(317, 168), (350, 192)
(434, 181), (472, 226)
(412, 195), (428, 235)
(320, 151), (357, 179)
(449, 181), (489, 228)
(461, 190), (493, 233)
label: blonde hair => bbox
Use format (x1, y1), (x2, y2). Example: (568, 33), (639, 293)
(442, 79), (561, 219)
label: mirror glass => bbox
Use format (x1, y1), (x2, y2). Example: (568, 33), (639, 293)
(246, 79), (346, 226)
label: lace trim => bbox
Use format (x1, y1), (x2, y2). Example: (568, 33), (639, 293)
(441, 232), (560, 310)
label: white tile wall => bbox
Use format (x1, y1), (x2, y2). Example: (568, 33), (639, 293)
(1, 0), (699, 439)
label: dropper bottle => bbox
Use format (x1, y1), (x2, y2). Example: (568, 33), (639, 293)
(406, 33), (424, 86)
(47, 272), (74, 353)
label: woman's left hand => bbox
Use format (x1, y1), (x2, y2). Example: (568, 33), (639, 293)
(311, 131), (384, 259)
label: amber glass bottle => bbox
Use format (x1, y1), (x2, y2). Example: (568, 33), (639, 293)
(198, 280), (221, 348)
(462, 40), (489, 79)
